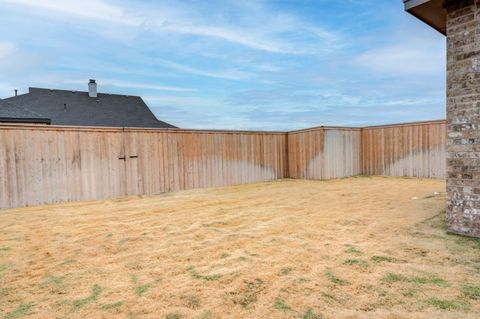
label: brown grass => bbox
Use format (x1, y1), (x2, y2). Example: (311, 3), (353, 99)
(0, 176), (479, 319)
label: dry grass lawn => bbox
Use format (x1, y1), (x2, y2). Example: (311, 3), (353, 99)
(0, 177), (479, 319)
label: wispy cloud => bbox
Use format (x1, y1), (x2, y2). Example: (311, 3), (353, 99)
(66, 79), (197, 92)
(0, 41), (15, 59)
(0, 0), (139, 25)
(0, 1), (446, 130)
(0, 0), (340, 54)
(0, 41), (38, 76)
(154, 59), (253, 81)
(354, 43), (444, 76)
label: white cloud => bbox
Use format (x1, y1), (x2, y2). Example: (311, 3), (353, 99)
(1, 0), (339, 54)
(0, 0), (140, 25)
(0, 41), (15, 59)
(160, 24), (290, 53)
(145, 95), (224, 108)
(354, 45), (445, 76)
(0, 41), (37, 74)
(257, 64), (282, 72)
(66, 79), (197, 92)
(105, 80), (197, 92)
(353, 27), (445, 76)
(155, 59), (253, 81)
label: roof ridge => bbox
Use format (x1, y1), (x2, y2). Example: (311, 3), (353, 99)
(28, 87), (141, 98)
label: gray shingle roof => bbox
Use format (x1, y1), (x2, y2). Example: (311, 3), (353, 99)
(3, 88), (177, 128)
(0, 98), (44, 118)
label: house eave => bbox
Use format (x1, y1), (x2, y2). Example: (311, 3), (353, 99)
(0, 117), (51, 125)
(404, 0), (447, 35)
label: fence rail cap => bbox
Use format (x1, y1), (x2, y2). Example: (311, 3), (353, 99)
(0, 119), (447, 134)
(363, 119), (446, 129)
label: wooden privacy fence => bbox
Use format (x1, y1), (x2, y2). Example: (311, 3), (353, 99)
(0, 125), (287, 209)
(288, 127), (362, 180)
(362, 120), (446, 178)
(0, 120), (446, 209)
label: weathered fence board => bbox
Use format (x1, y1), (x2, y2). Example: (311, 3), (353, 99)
(0, 125), (287, 208)
(361, 121), (446, 178)
(287, 127), (362, 180)
(0, 120), (446, 209)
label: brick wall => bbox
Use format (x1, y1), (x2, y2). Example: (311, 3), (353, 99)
(446, 0), (480, 237)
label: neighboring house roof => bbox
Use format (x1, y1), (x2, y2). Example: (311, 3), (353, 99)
(3, 87), (177, 128)
(0, 98), (51, 124)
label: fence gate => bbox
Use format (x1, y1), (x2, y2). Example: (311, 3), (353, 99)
(117, 129), (139, 196)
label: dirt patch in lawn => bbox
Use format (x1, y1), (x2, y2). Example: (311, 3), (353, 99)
(0, 176), (479, 319)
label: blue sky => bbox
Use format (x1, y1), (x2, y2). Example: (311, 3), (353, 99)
(0, 0), (446, 130)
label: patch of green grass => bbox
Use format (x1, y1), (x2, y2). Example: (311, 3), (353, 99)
(135, 284), (151, 297)
(273, 298), (291, 312)
(4, 303), (34, 319)
(320, 291), (343, 304)
(196, 311), (213, 319)
(415, 212), (445, 232)
(233, 292), (257, 308)
(402, 288), (419, 298)
(40, 274), (67, 294)
(60, 258), (76, 266)
(381, 273), (449, 287)
(427, 298), (466, 310)
(471, 237), (480, 248)
(40, 274), (64, 287)
(118, 238), (130, 245)
(0, 264), (10, 280)
(0, 287), (12, 299)
(245, 278), (264, 290)
(296, 277), (309, 284)
(280, 267), (293, 275)
(220, 253), (230, 258)
(183, 295), (200, 309)
(412, 276), (449, 287)
(101, 301), (124, 310)
(0, 247), (11, 252)
(367, 285), (387, 297)
(462, 285), (480, 300)
(325, 269), (348, 286)
(231, 278), (264, 308)
(345, 244), (362, 254)
(187, 266), (221, 281)
(301, 309), (323, 319)
(131, 275), (152, 297)
(454, 236), (480, 250)
(165, 312), (183, 319)
(54, 299), (70, 308)
(382, 273), (409, 283)
(0, 264), (9, 273)
(72, 284), (102, 310)
(343, 259), (368, 268)
(371, 256), (397, 263)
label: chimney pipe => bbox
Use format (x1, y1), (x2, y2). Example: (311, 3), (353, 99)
(88, 79), (97, 98)
(14, 89), (17, 97)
